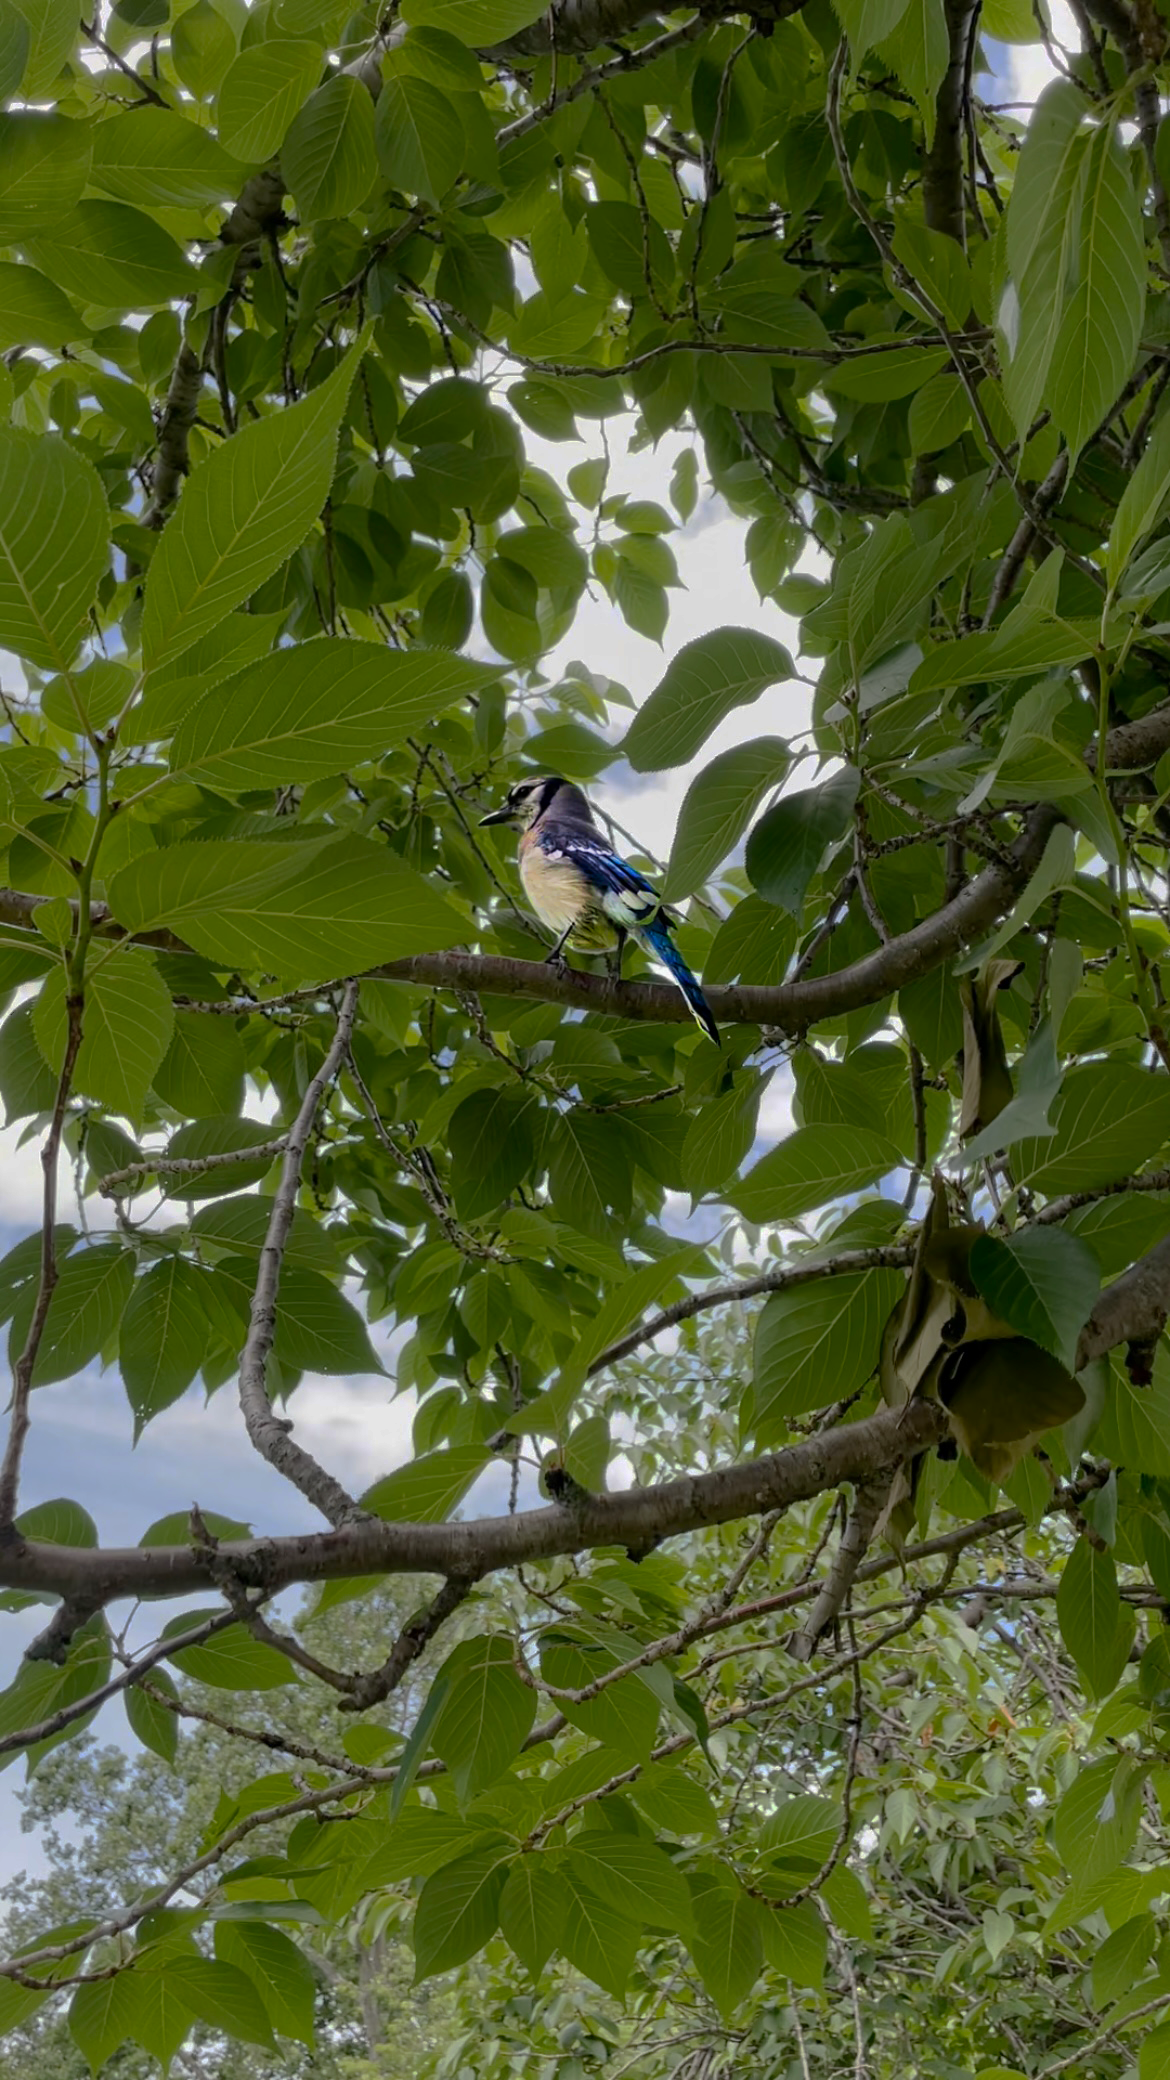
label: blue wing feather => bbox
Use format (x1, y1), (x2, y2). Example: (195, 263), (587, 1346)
(537, 827), (672, 920)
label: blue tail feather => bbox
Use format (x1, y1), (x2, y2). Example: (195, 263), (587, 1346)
(638, 919), (720, 1046)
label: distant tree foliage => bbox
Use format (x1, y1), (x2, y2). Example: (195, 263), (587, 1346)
(2, 1), (1170, 2074)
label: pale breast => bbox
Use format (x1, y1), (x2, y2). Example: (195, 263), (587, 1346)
(520, 844), (592, 933)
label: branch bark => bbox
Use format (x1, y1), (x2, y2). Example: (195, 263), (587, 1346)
(0, 798), (1063, 1033)
(921, 0), (980, 246)
(1077, 1233), (1170, 1369)
(0, 1399), (951, 1608)
(237, 980), (367, 1527)
(0, 993), (84, 1530)
(786, 1475), (893, 1661)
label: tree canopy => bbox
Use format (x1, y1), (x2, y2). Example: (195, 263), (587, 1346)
(4, 0), (1170, 2073)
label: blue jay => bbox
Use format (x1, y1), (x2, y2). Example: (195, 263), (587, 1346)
(479, 775), (719, 1046)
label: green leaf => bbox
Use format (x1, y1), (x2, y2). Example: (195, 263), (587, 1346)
(759, 1792), (841, 1870)
(354, 1809), (488, 1889)
(1014, 1063), (1170, 1192)
(968, 1228), (1100, 1370)
(430, 1636), (537, 1800)
(908, 371), (971, 452)
(570, 1836), (695, 1934)
(879, 0), (949, 140)
(214, 1921), (316, 2048)
(546, 1108), (632, 1243)
(623, 628), (794, 772)
(142, 336), (365, 669)
(681, 1078), (762, 1198)
(375, 74), (462, 204)
(217, 1256), (381, 1375)
(164, 1614), (295, 1690)
(10, 0), (75, 96)
(108, 833), (468, 986)
(730, 1124), (901, 1224)
(68, 1973), (141, 2076)
(706, 895), (795, 987)
(745, 768), (860, 916)
(1143, 2024), (1170, 2080)
(559, 1865), (640, 2000)
(161, 1956), (276, 2049)
(628, 1762), (720, 1839)
(1057, 1537), (1135, 1701)
(0, 1002), (59, 1121)
(25, 201), (197, 310)
(283, 73), (376, 220)
(752, 1270), (904, 1437)
(89, 107), (239, 209)
(172, 0), (236, 96)
(7, 1244), (134, 1387)
(119, 1258), (211, 1430)
(757, 1898), (827, 1989)
(0, 1), (28, 100)
(412, 1843), (512, 1981)
(34, 948), (173, 1122)
(153, 1012), (246, 1119)
(1093, 1911), (1156, 2008)
(448, 1084), (542, 1221)
(191, 1196), (341, 1274)
(362, 1445), (490, 1523)
(499, 1856), (567, 1978)
(217, 39), (323, 162)
(1108, 406), (1170, 586)
(1000, 82), (1089, 440)
(663, 738), (790, 901)
(1052, 1755), (1142, 1881)
(0, 428), (108, 672)
(401, 0), (547, 39)
(0, 113), (91, 242)
(685, 1869), (763, 2021)
(540, 1631), (660, 1760)
(16, 1496), (95, 1545)
(124, 1668), (179, 1766)
(1047, 121), (1146, 464)
(0, 262), (85, 352)
(172, 639), (499, 789)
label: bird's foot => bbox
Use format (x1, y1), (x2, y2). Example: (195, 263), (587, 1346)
(544, 948), (569, 975)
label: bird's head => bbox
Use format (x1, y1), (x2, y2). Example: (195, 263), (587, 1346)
(479, 775), (575, 832)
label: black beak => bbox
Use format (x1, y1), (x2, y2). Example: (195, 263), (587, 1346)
(478, 806), (513, 826)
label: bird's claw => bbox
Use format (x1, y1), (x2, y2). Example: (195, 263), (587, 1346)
(545, 949), (568, 975)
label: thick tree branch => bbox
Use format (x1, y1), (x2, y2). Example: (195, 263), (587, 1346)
(0, 1400), (951, 1608)
(1076, 1233), (1170, 1369)
(0, 798), (1062, 1032)
(921, 0), (980, 247)
(238, 981), (367, 1527)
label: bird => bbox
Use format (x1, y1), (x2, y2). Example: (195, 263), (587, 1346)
(479, 774), (719, 1046)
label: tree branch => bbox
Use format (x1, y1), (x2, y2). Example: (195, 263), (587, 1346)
(0, 992), (83, 1530)
(237, 980), (367, 1527)
(0, 1610), (237, 1761)
(786, 1474), (894, 1661)
(341, 1576), (473, 1712)
(0, 1399), (951, 1608)
(921, 0), (980, 246)
(0, 796), (1066, 1032)
(588, 1244), (916, 1374)
(1076, 1232), (1170, 1369)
